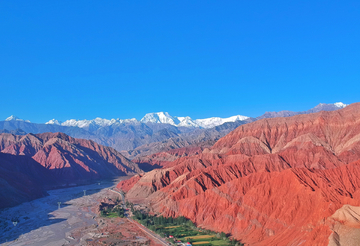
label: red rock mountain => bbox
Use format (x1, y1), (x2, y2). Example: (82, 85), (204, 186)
(119, 102), (360, 245)
(0, 132), (142, 181)
(0, 132), (142, 209)
(132, 146), (205, 171)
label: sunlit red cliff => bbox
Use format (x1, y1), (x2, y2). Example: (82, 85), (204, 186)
(119, 102), (360, 245)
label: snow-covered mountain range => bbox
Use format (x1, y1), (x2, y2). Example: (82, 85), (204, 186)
(4, 102), (348, 130)
(1, 102), (351, 157)
(56, 118), (138, 129)
(5, 115), (31, 123)
(44, 112), (249, 129)
(139, 112), (249, 128)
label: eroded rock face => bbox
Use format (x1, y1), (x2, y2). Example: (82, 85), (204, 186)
(119, 102), (360, 245)
(116, 174), (142, 193)
(0, 132), (143, 209)
(0, 132), (142, 182)
(132, 146), (205, 171)
(328, 204), (360, 246)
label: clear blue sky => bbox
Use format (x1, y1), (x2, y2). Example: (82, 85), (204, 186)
(1, 1), (359, 123)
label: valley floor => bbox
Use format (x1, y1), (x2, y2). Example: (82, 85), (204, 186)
(0, 177), (161, 246)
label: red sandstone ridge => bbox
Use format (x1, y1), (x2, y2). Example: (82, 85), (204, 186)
(0, 132), (143, 187)
(118, 147), (204, 192)
(119, 102), (360, 245)
(116, 174), (142, 193)
(132, 146), (204, 170)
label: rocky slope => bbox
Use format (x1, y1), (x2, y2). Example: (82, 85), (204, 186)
(0, 132), (143, 209)
(0, 117), (251, 156)
(0, 128), (26, 135)
(0, 153), (53, 209)
(0, 132), (142, 181)
(120, 120), (251, 159)
(131, 146), (205, 171)
(119, 102), (360, 245)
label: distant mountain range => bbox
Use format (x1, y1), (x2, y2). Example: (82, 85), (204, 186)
(256, 102), (348, 119)
(6, 102), (347, 129)
(0, 102), (348, 158)
(43, 112), (249, 129)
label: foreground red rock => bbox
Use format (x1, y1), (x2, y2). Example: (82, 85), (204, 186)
(119, 102), (360, 245)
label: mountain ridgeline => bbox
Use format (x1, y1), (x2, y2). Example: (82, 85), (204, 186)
(0, 132), (142, 209)
(118, 102), (360, 246)
(0, 101), (356, 245)
(0, 103), (347, 159)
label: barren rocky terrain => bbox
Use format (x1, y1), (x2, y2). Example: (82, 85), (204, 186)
(0, 178), (161, 246)
(119, 102), (360, 245)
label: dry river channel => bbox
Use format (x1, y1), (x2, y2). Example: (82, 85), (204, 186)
(0, 177), (141, 246)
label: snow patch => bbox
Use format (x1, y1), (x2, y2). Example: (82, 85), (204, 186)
(140, 112), (179, 125)
(195, 115), (249, 128)
(334, 102), (348, 108)
(5, 115), (30, 122)
(140, 112), (249, 128)
(46, 119), (62, 125)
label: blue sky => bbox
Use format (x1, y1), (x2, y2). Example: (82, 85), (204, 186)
(1, 1), (359, 123)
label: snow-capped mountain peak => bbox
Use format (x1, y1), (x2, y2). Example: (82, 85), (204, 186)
(61, 118), (117, 129)
(140, 112), (250, 128)
(5, 115), (21, 121)
(140, 112), (179, 125)
(310, 102), (348, 113)
(62, 119), (90, 128)
(48, 117), (140, 129)
(45, 119), (62, 125)
(5, 115), (30, 123)
(123, 118), (139, 123)
(177, 116), (199, 127)
(334, 102), (348, 108)
(93, 117), (115, 126)
(195, 115), (249, 128)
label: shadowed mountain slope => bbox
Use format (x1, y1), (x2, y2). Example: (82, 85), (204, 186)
(0, 153), (54, 209)
(0, 132), (143, 209)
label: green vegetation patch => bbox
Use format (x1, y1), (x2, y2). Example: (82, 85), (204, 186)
(211, 240), (236, 246)
(185, 235), (215, 240)
(100, 206), (125, 218)
(193, 241), (211, 245)
(165, 225), (181, 229)
(127, 201), (244, 246)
